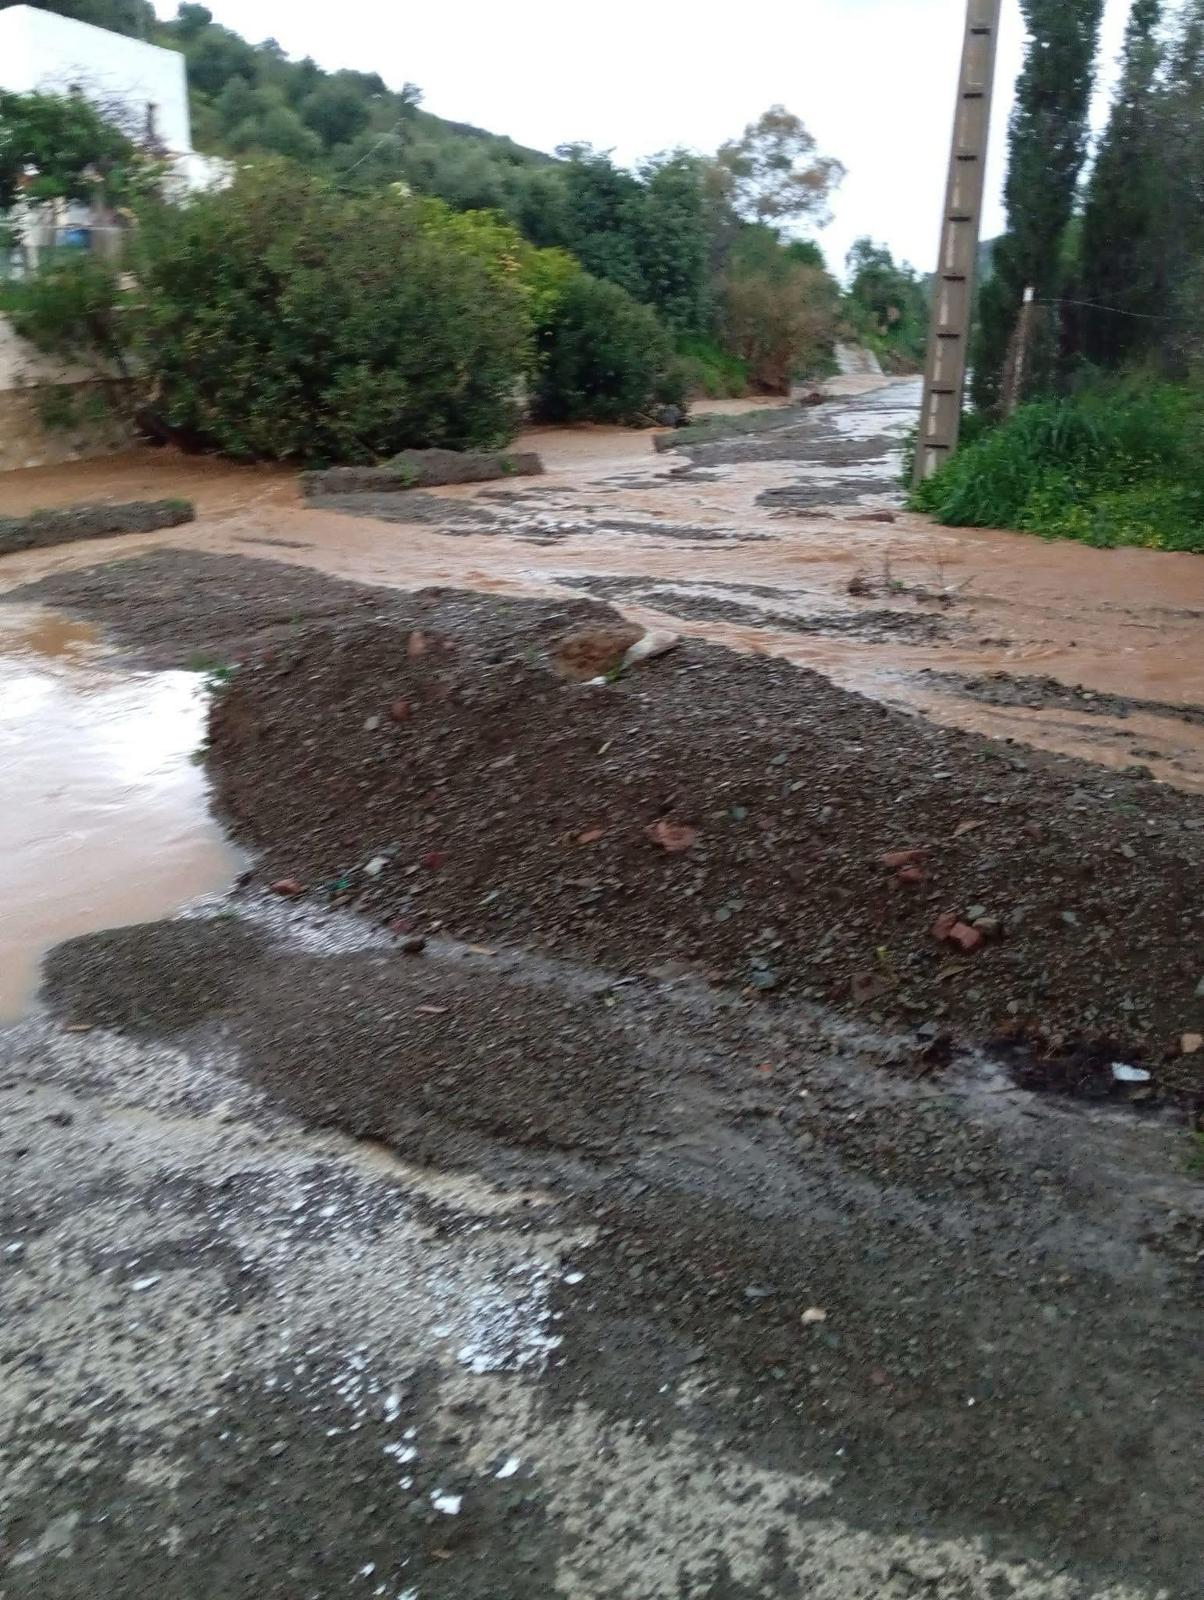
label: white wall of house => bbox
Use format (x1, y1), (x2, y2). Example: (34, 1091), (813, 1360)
(0, 4), (192, 152)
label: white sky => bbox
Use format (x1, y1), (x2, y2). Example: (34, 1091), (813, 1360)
(156, 0), (1135, 275)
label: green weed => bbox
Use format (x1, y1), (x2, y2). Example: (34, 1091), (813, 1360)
(911, 384), (1204, 553)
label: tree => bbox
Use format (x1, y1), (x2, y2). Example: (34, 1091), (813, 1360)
(554, 144), (647, 300)
(124, 165), (532, 461)
(720, 236), (837, 392)
(0, 90), (138, 213)
(174, 3), (212, 37)
(533, 272), (679, 424)
(972, 0), (1106, 408)
(1075, 0), (1165, 369)
(636, 151), (709, 335)
(300, 80), (373, 149)
(843, 237), (928, 369)
(1157, 1), (1204, 369)
(713, 106), (844, 228)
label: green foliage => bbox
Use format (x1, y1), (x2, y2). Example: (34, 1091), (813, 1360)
(1075, 0), (1166, 368)
(720, 237), (837, 392)
(533, 273), (680, 425)
(124, 166), (532, 463)
(6, 252), (128, 373)
(912, 385), (1204, 552)
(674, 336), (748, 399)
(842, 237), (927, 372)
(973, 0), (1106, 409)
(635, 152), (710, 335)
(0, 91), (140, 212)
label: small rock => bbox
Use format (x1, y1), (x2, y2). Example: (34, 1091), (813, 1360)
(269, 878), (305, 897)
(948, 922), (983, 953)
(400, 936), (427, 956)
(800, 1307), (828, 1325)
(1060, 910), (1080, 928)
(932, 911), (959, 942)
(744, 1284), (775, 1301)
(420, 851), (447, 872)
(407, 631), (429, 659)
(1181, 1033), (1202, 1056)
(363, 856), (389, 878)
(268, 1441), (289, 1458)
(363, 715), (382, 732)
(388, 699), (411, 722)
(897, 865), (926, 887)
(972, 916), (1002, 939)
(966, 905), (988, 923)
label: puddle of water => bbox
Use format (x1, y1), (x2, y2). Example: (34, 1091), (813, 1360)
(0, 607), (245, 1022)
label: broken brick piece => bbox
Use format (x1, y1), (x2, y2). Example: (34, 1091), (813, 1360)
(932, 911), (959, 942)
(879, 848), (927, 870)
(948, 922), (984, 953)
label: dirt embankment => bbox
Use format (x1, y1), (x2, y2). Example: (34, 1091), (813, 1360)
(189, 568), (1202, 1101)
(14, 548), (1203, 1101)
(0, 499), (194, 555)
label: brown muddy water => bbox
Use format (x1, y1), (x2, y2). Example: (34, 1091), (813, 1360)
(0, 605), (244, 1020)
(0, 375), (1201, 1017)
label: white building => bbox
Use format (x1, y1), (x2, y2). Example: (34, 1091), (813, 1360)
(0, 4), (228, 270)
(0, 4), (194, 154)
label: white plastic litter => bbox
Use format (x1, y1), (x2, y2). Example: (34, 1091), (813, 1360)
(1111, 1063), (1151, 1084)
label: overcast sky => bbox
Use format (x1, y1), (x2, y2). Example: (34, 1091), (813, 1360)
(156, 0), (1136, 275)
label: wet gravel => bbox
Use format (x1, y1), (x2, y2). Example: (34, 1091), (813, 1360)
(558, 575), (956, 643)
(923, 668), (1204, 729)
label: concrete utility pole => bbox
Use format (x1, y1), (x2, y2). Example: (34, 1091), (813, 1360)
(913, 0), (1004, 485)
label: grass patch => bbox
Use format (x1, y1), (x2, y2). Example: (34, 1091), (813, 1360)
(675, 336), (749, 399)
(911, 384), (1204, 553)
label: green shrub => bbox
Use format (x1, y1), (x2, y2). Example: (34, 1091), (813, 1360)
(532, 273), (681, 424)
(675, 335), (749, 398)
(128, 165), (532, 463)
(911, 384), (1204, 552)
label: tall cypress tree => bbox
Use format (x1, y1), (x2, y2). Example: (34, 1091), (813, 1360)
(1075, 0), (1165, 370)
(972, 0), (1106, 409)
(1158, 0), (1204, 357)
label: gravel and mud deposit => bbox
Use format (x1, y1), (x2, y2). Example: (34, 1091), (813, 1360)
(4, 383), (1203, 1600)
(0, 498), (194, 555)
(17, 547), (1201, 1099)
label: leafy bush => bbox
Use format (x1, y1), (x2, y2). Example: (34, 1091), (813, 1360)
(720, 253), (836, 393)
(911, 384), (1204, 552)
(533, 273), (682, 424)
(675, 335), (749, 399)
(126, 166), (532, 463)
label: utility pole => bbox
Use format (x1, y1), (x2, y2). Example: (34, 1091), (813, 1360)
(913, 0), (1004, 485)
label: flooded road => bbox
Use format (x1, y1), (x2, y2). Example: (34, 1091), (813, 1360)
(1, 377), (1202, 791)
(0, 606), (243, 1020)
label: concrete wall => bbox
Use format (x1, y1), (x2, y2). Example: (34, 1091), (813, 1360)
(0, 5), (191, 152)
(0, 316), (131, 472)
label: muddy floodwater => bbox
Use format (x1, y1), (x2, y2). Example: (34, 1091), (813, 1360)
(0, 606), (243, 1020)
(1, 376), (1202, 791)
